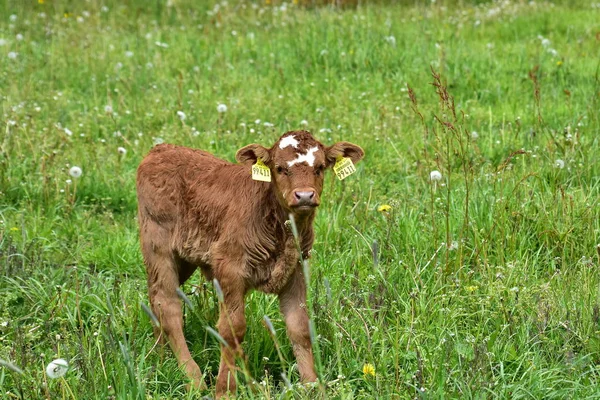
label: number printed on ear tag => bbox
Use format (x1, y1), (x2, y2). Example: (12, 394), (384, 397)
(333, 157), (356, 180)
(252, 159), (271, 182)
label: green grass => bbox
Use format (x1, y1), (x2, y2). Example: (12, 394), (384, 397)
(1, 0), (600, 398)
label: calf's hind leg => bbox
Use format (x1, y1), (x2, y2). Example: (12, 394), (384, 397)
(141, 228), (204, 389)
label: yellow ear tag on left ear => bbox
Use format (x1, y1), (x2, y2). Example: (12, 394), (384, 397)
(252, 158), (271, 182)
(333, 157), (357, 180)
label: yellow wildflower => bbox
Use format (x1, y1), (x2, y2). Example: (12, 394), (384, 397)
(362, 363), (375, 377)
(377, 204), (392, 213)
(556, 61), (563, 66)
(465, 285), (478, 292)
(10, 227), (19, 232)
(38, 0), (45, 3)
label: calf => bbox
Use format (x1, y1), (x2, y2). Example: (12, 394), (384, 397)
(136, 130), (364, 396)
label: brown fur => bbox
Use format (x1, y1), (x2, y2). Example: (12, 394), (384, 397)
(136, 130), (364, 397)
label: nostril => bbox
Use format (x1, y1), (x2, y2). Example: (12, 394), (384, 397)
(307, 191), (315, 199)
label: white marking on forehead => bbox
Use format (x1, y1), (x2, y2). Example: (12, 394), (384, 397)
(287, 146), (319, 168)
(279, 135), (299, 149)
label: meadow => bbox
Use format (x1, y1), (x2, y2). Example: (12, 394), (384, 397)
(1, 0), (600, 398)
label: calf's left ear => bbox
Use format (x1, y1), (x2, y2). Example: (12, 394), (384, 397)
(236, 144), (270, 164)
(325, 142), (365, 167)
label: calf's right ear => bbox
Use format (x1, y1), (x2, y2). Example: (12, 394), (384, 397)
(235, 144), (271, 164)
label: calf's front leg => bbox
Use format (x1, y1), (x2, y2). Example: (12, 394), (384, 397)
(278, 267), (317, 383)
(215, 275), (247, 398)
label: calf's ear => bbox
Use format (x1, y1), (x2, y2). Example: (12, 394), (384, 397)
(325, 142), (365, 167)
(236, 144), (270, 164)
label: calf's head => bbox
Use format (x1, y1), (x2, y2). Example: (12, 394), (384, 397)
(236, 130), (364, 215)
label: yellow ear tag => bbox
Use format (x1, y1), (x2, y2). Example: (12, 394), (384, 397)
(252, 158), (271, 182)
(333, 157), (357, 180)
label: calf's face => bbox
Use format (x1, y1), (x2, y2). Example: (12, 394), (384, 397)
(236, 131), (364, 215)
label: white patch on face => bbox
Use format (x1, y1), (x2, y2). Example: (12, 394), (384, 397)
(279, 135), (299, 150)
(287, 146), (319, 167)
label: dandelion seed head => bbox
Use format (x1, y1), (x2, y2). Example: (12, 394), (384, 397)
(176, 110), (186, 121)
(117, 147), (127, 155)
(104, 105), (113, 114)
(46, 359), (69, 379)
(69, 166), (82, 178)
(217, 103), (227, 113)
(8, 52), (17, 59)
(554, 159), (565, 169)
(430, 170), (443, 182)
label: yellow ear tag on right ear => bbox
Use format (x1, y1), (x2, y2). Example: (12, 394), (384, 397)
(252, 158), (271, 182)
(333, 157), (356, 180)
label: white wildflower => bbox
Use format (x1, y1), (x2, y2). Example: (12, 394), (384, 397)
(300, 120), (308, 126)
(385, 35), (396, 46)
(15, 33), (23, 41)
(46, 359), (69, 379)
(9, 14), (17, 22)
(125, 51), (134, 58)
(104, 105), (113, 114)
(430, 170), (443, 182)
(554, 159), (564, 169)
(471, 131), (479, 140)
(177, 110), (186, 120)
(69, 166), (82, 178)
(217, 104), (227, 113)
(117, 147), (127, 155)
(541, 38), (551, 47)
(0, 38), (6, 46)
(8, 52), (17, 59)
(64, 128), (72, 136)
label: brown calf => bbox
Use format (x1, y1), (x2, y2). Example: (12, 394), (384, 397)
(136, 130), (364, 396)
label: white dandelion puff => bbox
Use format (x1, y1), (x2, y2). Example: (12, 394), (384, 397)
(471, 131), (479, 140)
(430, 170), (443, 182)
(117, 147), (127, 155)
(8, 52), (17, 60)
(104, 105), (113, 114)
(46, 359), (69, 379)
(554, 159), (564, 169)
(125, 51), (134, 58)
(64, 128), (73, 136)
(176, 111), (186, 121)
(69, 166), (82, 178)
(300, 120), (308, 126)
(217, 104), (228, 113)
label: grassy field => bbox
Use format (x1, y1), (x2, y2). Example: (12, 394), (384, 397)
(1, 0), (600, 398)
